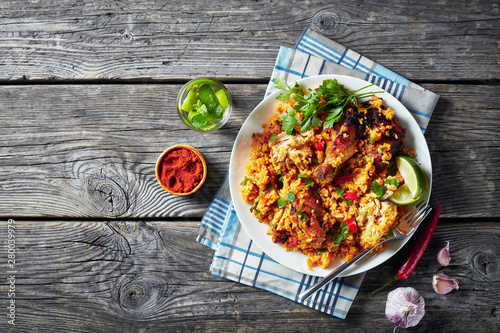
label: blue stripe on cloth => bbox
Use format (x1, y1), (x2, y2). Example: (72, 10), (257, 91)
(213, 254), (302, 285)
(295, 275), (308, 302)
(337, 47), (349, 64)
(323, 279), (337, 312)
(206, 206), (227, 221)
(330, 277), (344, 314)
(238, 240), (253, 283)
(297, 33), (411, 87)
(301, 54), (311, 78)
(218, 241), (279, 264)
(200, 216), (224, 232)
(200, 224), (222, 238)
(373, 63), (410, 86)
(294, 26), (309, 49)
(318, 59), (326, 75)
(253, 252), (266, 287)
(397, 84), (406, 101)
(387, 79), (394, 94)
(296, 42), (341, 65)
(274, 65), (310, 79)
(209, 198), (230, 213)
(352, 54), (362, 70)
(203, 205), (229, 222)
(408, 108), (432, 119)
(298, 37), (373, 75)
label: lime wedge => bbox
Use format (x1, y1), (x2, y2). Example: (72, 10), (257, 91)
(187, 110), (200, 121)
(389, 156), (427, 205)
(215, 89), (229, 109)
(389, 184), (419, 205)
(181, 86), (199, 112)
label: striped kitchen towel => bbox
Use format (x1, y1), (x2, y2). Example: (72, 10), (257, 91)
(196, 27), (439, 319)
(267, 27), (439, 132)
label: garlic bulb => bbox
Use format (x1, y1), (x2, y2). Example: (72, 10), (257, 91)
(385, 287), (425, 328)
(437, 241), (451, 266)
(432, 273), (459, 294)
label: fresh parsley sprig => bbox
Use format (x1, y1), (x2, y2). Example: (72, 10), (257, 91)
(273, 78), (382, 134)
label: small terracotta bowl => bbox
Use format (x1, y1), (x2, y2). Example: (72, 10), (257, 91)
(155, 144), (207, 196)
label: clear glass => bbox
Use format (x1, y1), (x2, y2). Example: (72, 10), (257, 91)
(176, 77), (232, 133)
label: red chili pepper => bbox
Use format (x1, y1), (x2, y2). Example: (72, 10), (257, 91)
(368, 202), (440, 296)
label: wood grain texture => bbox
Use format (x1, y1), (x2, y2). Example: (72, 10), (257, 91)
(0, 83), (498, 219)
(0, 0), (498, 82)
(0, 220), (498, 332)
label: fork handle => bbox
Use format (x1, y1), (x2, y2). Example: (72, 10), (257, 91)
(298, 248), (373, 301)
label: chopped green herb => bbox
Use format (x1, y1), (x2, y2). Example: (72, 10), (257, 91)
(266, 183), (274, 192)
(250, 193), (265, 213)
(269, 131), (276, 143)
(318, 250), (325, 255)
(337, 187), (345, 199)
(240, 176), (250, 186)
(277, 197), (286, 208)
(274, 78), (382, 133)
(305, 178), (315, 187)
(286, 191), (296, 202)
(385, 178), (400, 186)
(346, 200), (353, 206)
(280, 108), (298, 135)
(333, 220), (357, 244)
(371, 179), (386, 198)
(297, 210), (306, 222)
(298, 173), (308, 178)
(273, 78), (302, 101)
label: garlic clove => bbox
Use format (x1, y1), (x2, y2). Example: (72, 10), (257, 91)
(385, 287), (425, 328)
(432, 273), (459, 294)
(437, 241), (451, 266)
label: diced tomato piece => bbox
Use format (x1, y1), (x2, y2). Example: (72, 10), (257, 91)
(288, 236), (298, 246)
(345, 191), (357, 201)
(315, 141), (325, 151)
(347, 223), (358, 233)
(344, 217), (354, 225)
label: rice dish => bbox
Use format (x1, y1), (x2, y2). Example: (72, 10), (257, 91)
(240, 89), (413, 270)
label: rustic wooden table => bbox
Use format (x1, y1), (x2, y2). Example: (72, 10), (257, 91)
(1, 1), (499, 332)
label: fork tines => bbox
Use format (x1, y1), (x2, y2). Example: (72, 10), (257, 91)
(406, 202), (432, 227)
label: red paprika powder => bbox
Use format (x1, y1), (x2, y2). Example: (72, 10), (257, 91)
(158, 146), (205, 194)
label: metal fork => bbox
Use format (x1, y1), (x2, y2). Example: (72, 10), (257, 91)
(298, 202), (432, 301)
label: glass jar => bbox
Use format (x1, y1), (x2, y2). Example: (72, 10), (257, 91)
(176, 77), (232, 133)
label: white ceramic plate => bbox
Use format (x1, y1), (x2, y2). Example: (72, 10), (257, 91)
(229, 74), (432, 277)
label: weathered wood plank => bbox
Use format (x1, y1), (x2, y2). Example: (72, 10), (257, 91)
(0, 0), (498, 82)
(0, 83), (498, 218)
(0, 220), (498, 332)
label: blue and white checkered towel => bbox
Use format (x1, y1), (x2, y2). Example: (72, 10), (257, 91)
(196, 27), (439, 319)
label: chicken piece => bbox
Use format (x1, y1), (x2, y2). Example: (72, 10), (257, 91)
(314, 107), (362, 184)
(291, 188), (326, 243)
(270, 131), (314, 173)
(363, 104), (406, 168)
